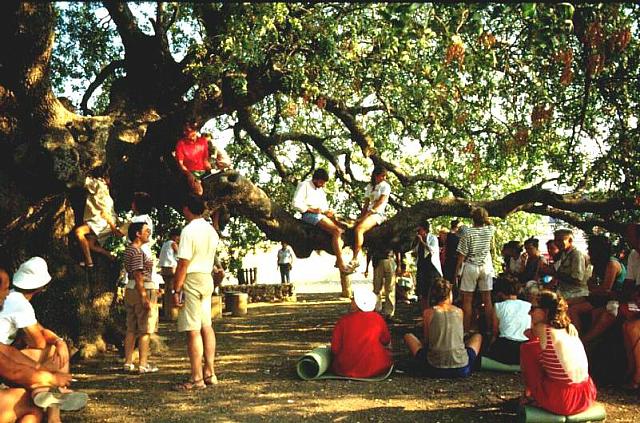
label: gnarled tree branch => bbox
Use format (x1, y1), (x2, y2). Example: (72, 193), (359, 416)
(80, 59), (125, 116)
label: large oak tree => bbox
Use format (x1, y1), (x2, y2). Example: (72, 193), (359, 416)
(1, 2), (638, 354)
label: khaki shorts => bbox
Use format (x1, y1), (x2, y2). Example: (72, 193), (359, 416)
(125, 288), (159, 335)
(177, 273), (213, 332)
(460, 262), (493, 292)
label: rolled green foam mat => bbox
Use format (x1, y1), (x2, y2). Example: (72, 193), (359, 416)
(480, 356), (521, 372)
(296, 346), (393, 381)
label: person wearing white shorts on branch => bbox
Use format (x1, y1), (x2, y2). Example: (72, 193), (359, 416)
(348, 167), (391, 273)
(454, 207), (496, 335)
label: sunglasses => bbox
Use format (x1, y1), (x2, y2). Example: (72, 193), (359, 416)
(530, 305), (544, 311)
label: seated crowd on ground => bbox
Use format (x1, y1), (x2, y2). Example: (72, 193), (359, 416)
(3, 130), (638, 421)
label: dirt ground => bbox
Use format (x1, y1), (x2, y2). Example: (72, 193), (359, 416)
(64, 293), (639, 422)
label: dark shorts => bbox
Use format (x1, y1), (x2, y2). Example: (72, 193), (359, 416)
(485, 337), (525, 365)
(416, 261), (440, 298)
(414, 347), (477, 378)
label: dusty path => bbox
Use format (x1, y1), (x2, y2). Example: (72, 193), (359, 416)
(65, 293), (638, 422)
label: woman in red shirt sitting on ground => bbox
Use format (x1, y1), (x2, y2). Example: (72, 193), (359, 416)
(330, 288), (393, 378)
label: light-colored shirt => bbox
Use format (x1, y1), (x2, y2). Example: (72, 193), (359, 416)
(427, 307), (468, 369)
(0, 291), (37, 345)
(177, 218), (219, 274)
(414, 233), (443, 276)
(364, 181), (391, 215)
(457, 225), (495, 266)
(277, 247), (294, 265)
(540, 325), (589, 384)
(158, 240), (178, 268)
(495, 299), (531, 341)
(627, 249), (640, 286)
(291, 180), (329, 214)
(83, 176), (116, 225)
(557, 247), (588, 299)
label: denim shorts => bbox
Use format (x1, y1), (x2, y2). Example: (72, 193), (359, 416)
(302, 212), (324, 225)
(414, 347), (477, 378)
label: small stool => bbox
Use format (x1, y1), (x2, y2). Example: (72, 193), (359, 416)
(225, 292), (248, 316)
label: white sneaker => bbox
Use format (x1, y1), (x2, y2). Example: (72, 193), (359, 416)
(138, 364), (159, 374)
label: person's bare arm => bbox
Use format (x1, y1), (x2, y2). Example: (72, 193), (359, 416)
(134, 270), (150, 310)
(173, 258), (190, 306)
(21, 324), (47, 349)
(422, 308), (434, 345)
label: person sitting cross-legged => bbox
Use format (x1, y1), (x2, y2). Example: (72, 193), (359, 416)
(485, 276), (531, 365)
(330, 288), (393, 378)
(404, 278), (482, 378)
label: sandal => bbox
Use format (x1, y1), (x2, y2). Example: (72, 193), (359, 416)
(204, 375), (218, 386)
(33, 389), (89, 411)
(173, 379), (207, 391)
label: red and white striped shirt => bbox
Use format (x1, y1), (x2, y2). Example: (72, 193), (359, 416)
(540, 325), (589, 384)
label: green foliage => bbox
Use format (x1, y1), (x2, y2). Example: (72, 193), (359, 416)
(51, 3), (640, 257)
(51, 3), (123, 112)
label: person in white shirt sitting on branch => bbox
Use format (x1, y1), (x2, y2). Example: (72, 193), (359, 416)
(292, 168), (350, 273)
(348, 167), (392, 273)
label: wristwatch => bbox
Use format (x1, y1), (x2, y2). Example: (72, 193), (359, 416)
(171, 289), (181, 295)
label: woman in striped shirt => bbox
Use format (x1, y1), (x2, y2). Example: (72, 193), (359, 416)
(520, 290), (597, 415)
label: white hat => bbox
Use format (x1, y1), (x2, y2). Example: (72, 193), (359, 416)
(353, 287), (377, 312)
(12, 257), (52, 290)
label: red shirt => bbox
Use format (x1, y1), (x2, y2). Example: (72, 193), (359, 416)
(330, 311), (393, 378)
(175, 136), (209, 171)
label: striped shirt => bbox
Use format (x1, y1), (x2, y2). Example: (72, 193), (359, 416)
(124, 245), (155, 289)
(540, 325), (589, 384)
(456, 225), (495, 266)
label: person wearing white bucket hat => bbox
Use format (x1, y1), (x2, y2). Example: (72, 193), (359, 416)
(329, 287), (393, 378)
(0, 257), (88, 421)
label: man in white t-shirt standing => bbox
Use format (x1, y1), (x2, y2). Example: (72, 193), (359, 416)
(455, 207), (496, 334)
(172, 195), (219, 390)
(292, 168), (349, 272)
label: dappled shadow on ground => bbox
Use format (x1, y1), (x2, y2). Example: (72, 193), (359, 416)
(63, 293), (637, 422)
